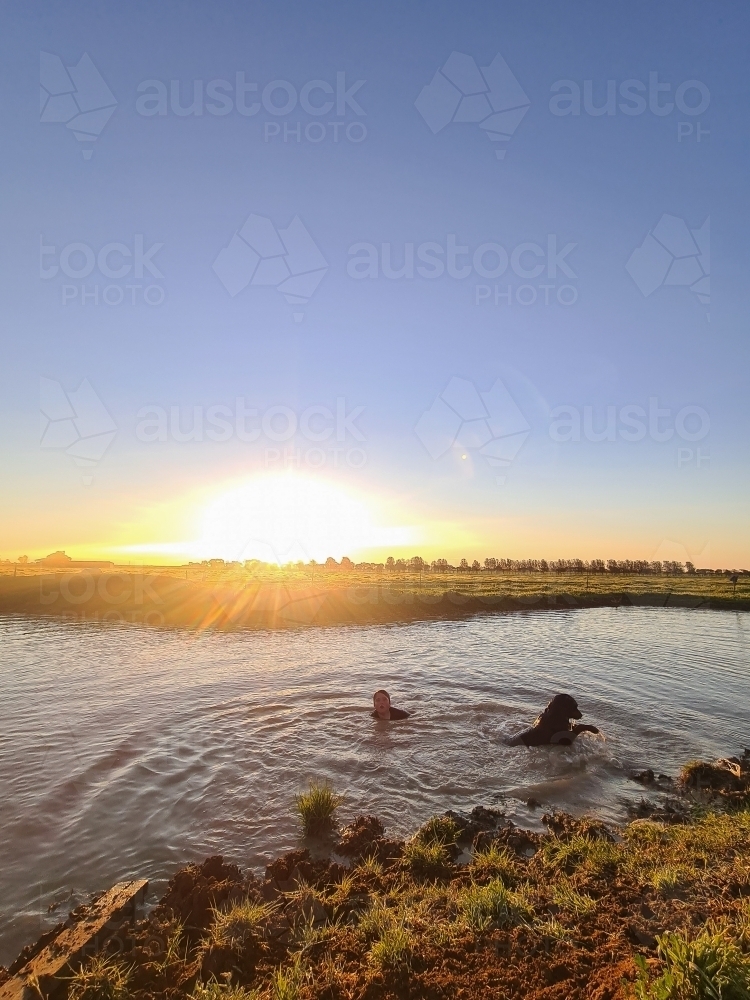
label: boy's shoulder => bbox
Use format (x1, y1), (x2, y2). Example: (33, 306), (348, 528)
(389, 707), (410, 720)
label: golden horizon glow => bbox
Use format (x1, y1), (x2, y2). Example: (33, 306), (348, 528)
(1, 469), (740, 569)
(106, 471), (423, 565)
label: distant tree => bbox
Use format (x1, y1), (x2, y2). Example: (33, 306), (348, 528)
(17, 555), (29, 564)
(459, 558), (469, 571)
(484, 557), (497, 570)
(432, 558), (448, 572)
(385, 556), (395, 570)
(539, 559), (549, 572)
(685, 561), (695, 574)
(325, 556), (338, 570)
(340, 556), (354, 570)
(395, 558), (406, 570)
(471, 560), (481, 571)
(409, 556), (425, 571)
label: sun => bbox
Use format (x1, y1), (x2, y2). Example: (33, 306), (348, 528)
(194, 471), (414, 564)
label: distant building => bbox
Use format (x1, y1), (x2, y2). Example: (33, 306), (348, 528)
(37, 551), (72, 566)
(36, 550), (115, 569)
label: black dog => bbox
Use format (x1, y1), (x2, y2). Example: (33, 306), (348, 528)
(505, 693), (600, 747)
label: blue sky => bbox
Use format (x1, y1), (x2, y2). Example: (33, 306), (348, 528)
(1, 0), (748, 566)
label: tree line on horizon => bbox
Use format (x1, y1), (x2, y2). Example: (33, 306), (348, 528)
(217, 555), (745, 576)
(338, 556), (739, 575)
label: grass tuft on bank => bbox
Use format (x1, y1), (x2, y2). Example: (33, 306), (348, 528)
(635, 923), (750, 1000)
(67, 954), (132, 1000)
(294, 782), (342, 836)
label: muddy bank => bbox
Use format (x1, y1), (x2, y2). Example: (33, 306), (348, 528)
(2, 754), (749, 1000)
(1, 575), (747, 632)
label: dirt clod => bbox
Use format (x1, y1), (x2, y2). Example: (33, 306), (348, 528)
(542, 811), (615, 841)
(337, 815), (385, 857)
(158, 855), (248, 933)
(681, 754), (750, 795)
(265, 848), (312, 885)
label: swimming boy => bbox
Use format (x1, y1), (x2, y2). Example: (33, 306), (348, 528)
(372, 689), (410, 721)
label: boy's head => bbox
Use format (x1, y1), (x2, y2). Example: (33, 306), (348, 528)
(373, 689), (391, 718)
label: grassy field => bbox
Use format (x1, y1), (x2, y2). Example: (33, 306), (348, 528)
(3, 563), (747, 604)
(1, 565), (747, 630)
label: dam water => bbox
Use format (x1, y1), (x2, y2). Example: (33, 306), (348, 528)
(1, 606), (748, 964)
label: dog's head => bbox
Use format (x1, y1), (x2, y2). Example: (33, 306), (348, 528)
(538, 693), (583, 727)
